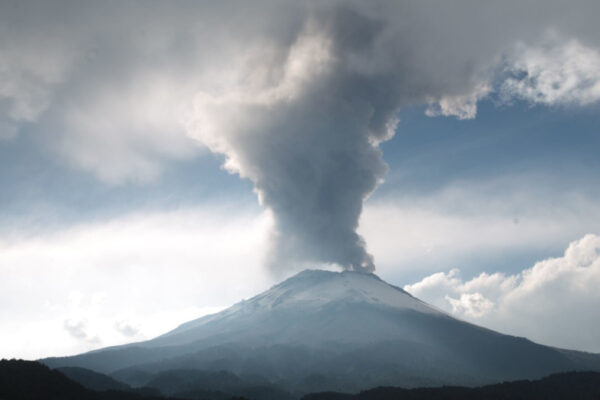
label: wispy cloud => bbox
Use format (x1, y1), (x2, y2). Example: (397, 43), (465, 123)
(63, 319), (101, 345)
(114, 320), (140, 338)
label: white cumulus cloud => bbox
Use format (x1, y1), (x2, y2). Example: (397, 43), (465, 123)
(404, 234), (600, 352)
(501, 37), (600, 106)
(446, 292), (495, 318)
(425, 83), (492, 120)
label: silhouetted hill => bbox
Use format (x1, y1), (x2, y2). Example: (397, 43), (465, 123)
(0, 359), (287, 400)
(301, 371), (600, 400)
(3, 359), (600, 400)
(0, 359), (91, 400)
(145, 369), (243, 394)
(128, 368), (294, 400)
(0, 359), (178, 400)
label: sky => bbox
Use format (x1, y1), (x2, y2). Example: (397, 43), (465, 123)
(1, 0), (600, 359)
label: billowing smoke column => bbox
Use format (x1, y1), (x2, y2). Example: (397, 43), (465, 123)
(185, 1), (600, 272)
(185, 3), (519, 272)
(2, 1), (599, 272)
(188, 8), (403, 272)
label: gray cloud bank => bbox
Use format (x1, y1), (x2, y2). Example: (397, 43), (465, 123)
(2, 1), (600, 272)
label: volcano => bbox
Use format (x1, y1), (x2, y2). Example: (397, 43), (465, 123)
(42, 270), (600, 394)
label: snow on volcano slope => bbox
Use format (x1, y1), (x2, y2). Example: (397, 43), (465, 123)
(151, 269), (442, 347)
(231, 269), (438, 312)
(42, 270), (600, 392)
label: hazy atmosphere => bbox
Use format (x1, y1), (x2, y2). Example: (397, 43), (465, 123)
(2, 0), (600, 362)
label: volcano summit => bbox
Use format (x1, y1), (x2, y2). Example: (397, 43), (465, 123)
(43, 270), (600, 395)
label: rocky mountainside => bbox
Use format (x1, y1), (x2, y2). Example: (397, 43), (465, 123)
(42, 270), (600, 395)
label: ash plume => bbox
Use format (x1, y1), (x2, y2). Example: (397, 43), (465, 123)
(3, 0), (600, 272)
(186, 1), (600, 272)
(188, 7), (398, 272)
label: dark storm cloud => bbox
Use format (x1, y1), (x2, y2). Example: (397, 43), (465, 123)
(2, 0), (600, 272)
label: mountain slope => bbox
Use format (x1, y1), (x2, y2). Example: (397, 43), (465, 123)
(42, 270), (600, 394)
(56, 366), (132, 391)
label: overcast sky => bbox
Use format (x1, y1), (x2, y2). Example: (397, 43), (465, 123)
(1, 0), (600, 359)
